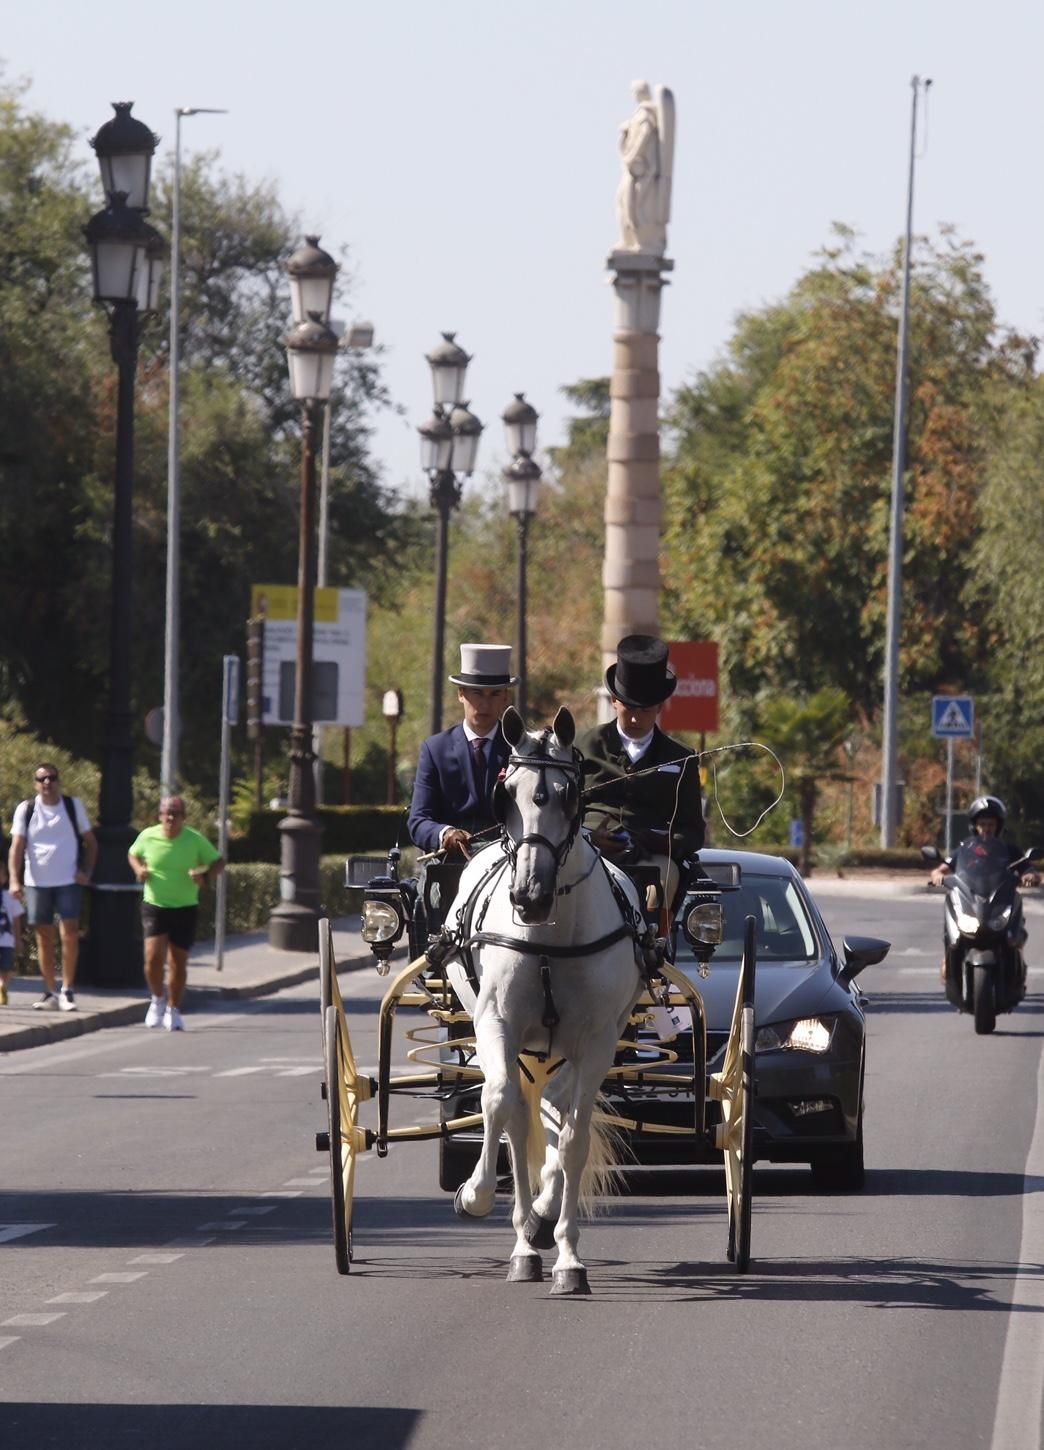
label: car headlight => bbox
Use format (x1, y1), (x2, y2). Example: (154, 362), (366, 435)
(955, 908), (981, 933)
(989, 904), (1012, 931)
(361, 899), (404, 944)
(756, 1017), (836, 1054)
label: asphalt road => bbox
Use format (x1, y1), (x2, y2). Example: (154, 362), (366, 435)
(2, 879), (1043, 1450)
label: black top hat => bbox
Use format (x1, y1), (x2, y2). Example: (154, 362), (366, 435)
(605, 634), (676, 708)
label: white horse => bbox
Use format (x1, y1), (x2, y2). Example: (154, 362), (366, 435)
(443, 706), (645, 1295)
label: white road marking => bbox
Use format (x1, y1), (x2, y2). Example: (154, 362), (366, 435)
(275, 1067), (315, 1076)
(89, 1272), (147, 1284)
(196, 1220), (247, 1231)
(164, 1236), (216, 1248)
(2, 1313), (65, 1326)
(213, 1066), (267, 1078)
(0, 1337), (21, 1350)
(0, 1223), (56, 1244)
(129, 1253), (184, 1264)
(282, 1177), (326, 1187)
(991, 1045), (1044, 1450)
(0, 1014), (255, 1073)
(47, 1292), (108, 1304)
(261, 1190), (302, 1198)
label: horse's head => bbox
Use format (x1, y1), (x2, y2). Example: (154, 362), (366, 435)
(495, 706), (582, 924)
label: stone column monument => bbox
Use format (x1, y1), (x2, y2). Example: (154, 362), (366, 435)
(600, 80), (675, 717)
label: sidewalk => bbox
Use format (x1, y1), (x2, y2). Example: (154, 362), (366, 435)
(0, 919), (371, 1055)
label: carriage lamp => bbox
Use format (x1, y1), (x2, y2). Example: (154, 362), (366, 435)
(90, 101), (157, 210)
(287, 235), (338, 326)
(683, 901), (725, 949)
(361, 897), (406, 957)
(755, 1017), (835, 1054)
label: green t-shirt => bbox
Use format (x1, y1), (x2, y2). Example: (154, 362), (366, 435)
(129, 824), (221, 908)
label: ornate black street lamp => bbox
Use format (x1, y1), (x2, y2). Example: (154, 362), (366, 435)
(418, 333), (482, 735)
(79, 104), (162, 988)
(268, 237), (339, 952)
(502, 394), (541, 720)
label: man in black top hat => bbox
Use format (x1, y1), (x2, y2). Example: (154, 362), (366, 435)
(577, 635), (704, 907)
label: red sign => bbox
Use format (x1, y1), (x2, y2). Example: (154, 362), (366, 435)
(658, 641), (719, 734)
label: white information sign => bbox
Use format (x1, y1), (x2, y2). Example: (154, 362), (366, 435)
(250, 584), (367, 727)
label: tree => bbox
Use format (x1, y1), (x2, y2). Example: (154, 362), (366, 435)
(662, 226), (1036, 718)
(754, 689), (852, 875)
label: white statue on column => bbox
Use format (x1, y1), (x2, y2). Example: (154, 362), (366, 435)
(615, 80), (675, 256)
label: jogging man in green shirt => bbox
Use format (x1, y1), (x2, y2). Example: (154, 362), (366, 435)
(128, 796), (224, 1031)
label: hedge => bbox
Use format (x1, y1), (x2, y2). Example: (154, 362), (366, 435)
(227, 806), (407, 864)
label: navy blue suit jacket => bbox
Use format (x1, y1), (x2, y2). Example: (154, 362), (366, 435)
(407, 723), (510, 853)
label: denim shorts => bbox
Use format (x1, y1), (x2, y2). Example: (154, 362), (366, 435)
(25, 884), (82, 926)
(0, 947), (13, 972)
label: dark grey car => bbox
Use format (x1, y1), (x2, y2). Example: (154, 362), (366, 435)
(616, 848), (889, 1190)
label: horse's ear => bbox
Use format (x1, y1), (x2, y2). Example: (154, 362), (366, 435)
(501, 706), (526, 746)
(492, 779), (509, 824)
(552, 707), (575, 748)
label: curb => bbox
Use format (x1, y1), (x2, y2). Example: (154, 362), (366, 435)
(0, 950), (372, 1055)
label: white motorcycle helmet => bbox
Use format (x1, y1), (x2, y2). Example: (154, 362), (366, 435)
(968, 795), (1006, 829)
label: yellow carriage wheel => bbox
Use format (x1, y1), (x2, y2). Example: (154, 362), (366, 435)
(325, 1003), (365, 1275)
(716, 915), (756, 1272)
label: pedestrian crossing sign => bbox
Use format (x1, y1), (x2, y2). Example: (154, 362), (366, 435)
(931, 695), (974, 738)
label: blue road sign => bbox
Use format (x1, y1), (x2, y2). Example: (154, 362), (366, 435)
(931, 695), (973, 738)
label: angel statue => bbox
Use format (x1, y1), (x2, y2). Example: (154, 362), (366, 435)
(615, 80), (675, 255)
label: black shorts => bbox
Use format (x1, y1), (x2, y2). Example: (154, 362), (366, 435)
(141, 903), (199, 951)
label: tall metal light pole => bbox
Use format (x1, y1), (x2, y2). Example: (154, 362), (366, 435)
(162, 105), (227, 796)
(880, 75), (931, 847)
(80, 103), (165, 988)
(268, 238), (339, 952)
(502, 393), (541, 720)
(418, 334), (483, 735)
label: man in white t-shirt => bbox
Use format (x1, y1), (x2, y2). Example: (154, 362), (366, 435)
(8, 764), (97, 1012)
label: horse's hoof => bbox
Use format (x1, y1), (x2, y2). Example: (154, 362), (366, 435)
(523, 1210), (557, 1250)
(550, 1267), (591, 1296)
(506, 1254), (543, 1283)
(454, 1185), (480, 1220)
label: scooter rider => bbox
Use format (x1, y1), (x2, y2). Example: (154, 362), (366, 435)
(929, 796), (1040, 888)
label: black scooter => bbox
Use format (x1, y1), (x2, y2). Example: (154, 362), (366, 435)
(922, 838), (1042, 1034)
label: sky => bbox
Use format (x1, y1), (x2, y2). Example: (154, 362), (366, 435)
(5, 0), (1043, 497)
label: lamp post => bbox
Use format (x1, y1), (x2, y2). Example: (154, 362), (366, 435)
(418, 333), (483, 735)
(268, 236), (340, 952)
(382, 689), (404, 804)
(502, 394), (541, 720)
(162, 105), (227, 796)
(80, 103), (163, 988)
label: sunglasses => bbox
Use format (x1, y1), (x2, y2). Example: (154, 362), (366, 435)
(35, 774), (58, 783)
(161, 810), (184, 818)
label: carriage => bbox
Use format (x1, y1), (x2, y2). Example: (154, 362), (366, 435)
(315, 707), (758, 1293)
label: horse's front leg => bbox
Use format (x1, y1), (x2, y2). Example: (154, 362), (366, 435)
(551, 1039), (617, 1296)
(503, 1083), (542, 1282)
(454, 1011), (517, 1221)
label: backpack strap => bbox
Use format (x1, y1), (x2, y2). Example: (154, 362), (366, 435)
(63, 796), (84, 863)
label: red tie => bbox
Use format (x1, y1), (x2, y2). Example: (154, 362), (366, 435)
(470, 737), (487, 797)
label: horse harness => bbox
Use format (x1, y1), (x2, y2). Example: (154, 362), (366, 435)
(427, 732), (665, 1053)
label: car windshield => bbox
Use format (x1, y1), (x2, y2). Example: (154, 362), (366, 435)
(952, 836), (1012, 897)
(678, 872), (819, 964)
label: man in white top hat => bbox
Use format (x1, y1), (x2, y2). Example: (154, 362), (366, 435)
(408, 643), (517, 856)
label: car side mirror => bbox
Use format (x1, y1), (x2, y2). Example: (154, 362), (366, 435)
(839, 934), (890, 982)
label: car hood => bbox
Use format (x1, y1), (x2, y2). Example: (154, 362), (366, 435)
(675, 958), (840, 1031)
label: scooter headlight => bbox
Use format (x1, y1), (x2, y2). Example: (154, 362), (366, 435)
(955, 908), (981, 934)
(989, 904), (1012, 931)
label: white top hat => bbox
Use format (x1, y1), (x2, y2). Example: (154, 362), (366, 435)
(449, 643), (518, 688)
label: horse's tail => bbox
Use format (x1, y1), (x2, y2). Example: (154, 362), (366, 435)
(519, 1060), (628, 1215)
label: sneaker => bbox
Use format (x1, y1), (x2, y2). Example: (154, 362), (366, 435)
(0, 982), (7, 1007)
(144, 997), (166, 1029)
(32, 993), (59, 1011)
(164, 1006), (185, 1032)
(59, 989), (77, 1012)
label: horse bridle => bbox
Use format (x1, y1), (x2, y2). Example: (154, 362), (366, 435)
(495, 729), (583, 878)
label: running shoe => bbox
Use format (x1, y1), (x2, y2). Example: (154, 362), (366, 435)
(32, 993), (59, 1011)
(144, 997), (165, 1029)
(0, 982), (8, 1007)
(59, 989), (77, 1012)
(164, 1006), (185, 1032)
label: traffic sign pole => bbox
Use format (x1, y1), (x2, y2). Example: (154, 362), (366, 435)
(945, 737), (954, 857)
